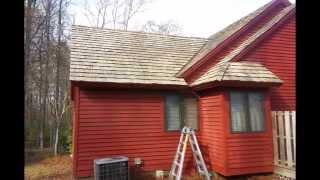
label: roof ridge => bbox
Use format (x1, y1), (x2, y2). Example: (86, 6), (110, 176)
(206, 0), (292, 41)
(217, 5), (295, 66)
(189, 4), (294, 87)
(176, 0), (291, 77)
(72, 25), (209, 41)
(226, 4), (295, 63)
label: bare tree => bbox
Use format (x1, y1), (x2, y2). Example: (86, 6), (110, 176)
(142, 20), (182, 35)
(52, 0), (71, 155)
(121, 0), (146, 30)
(25, 0), (45, 124)
(25, 0), (71, 156)
(111, 0), (122, 29)
(83, 0), (148, 30)
(50, 91), (70, 155)
(84, 0), (111, 28)
(25, 1), (33, 119)
(41, 0), (56, 151)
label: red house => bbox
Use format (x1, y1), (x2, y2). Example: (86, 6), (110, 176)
(70, 0), (295, 178)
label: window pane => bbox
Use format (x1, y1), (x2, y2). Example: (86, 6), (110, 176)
(230, 92), (249, 132)
(248, 93), (265, 131)
(165, 95), (181, 131)
(184, 98), (198, 130)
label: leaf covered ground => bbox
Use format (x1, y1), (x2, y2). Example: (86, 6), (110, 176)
(24, 154), (277, 180)
(25, 154), (73, 180)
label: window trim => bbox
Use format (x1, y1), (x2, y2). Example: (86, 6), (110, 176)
(163, 94), (199, 132)
(229, 91), (266, 134)
(164, 94), (184, 132)
(182, 97), (199, 131)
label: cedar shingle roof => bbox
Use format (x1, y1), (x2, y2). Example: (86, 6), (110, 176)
(190, 61), (282, 86)
(69, 26), (207, 85)
(191, 4), (294, 86)
(69, 1), (294, 88)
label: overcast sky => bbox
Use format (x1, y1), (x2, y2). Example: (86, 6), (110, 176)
(69, 0), (295, 38)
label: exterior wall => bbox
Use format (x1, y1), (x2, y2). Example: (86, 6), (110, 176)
(72, 85), (80, 177)
(223, 90), (274, 176)
(70, 3), (295, 178)
(72, 87), (194, 178)
(198, 88), (273, 176)
(242, 15), (296, 111)
(198, 90), (227, 175)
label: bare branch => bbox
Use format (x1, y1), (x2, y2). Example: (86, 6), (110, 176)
(142, 19), (182, 35)
(82, 0), (148, 30)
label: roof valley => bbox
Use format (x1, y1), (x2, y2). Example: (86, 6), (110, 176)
(69, 0), (294, 87)
(190, 4), (294, 86)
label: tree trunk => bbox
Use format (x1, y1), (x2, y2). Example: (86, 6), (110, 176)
(25, 0), (33, 123)
(42, 0), (52, 151)
(49, 122), (53, 148)
(39, 123), (44, 150)
(54, 122), (60, 156)
(38, 32), (44, 151)
(56, 0), (63, 127)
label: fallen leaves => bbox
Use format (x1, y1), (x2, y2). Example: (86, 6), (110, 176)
(25, 155), (73, 180)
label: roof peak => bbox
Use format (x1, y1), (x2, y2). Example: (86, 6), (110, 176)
(176, 0), (293, 77)
(71, 25), (208, 41)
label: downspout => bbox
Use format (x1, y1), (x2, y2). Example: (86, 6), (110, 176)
(190, 87), (200, 99)
(189, 86), (201, 132)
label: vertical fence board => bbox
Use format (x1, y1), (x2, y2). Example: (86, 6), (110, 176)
(272, 112), (279, 166)
(291, 111), (296, 164)
(277, 111), (286, 165)
(272, 110), (296, 179)
(284, 111), (293, 167)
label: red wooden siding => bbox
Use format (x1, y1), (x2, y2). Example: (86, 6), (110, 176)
(223, 91), (274, 176)
(71, 2), (295, 178)
(73, 88), (194, 178)
(186, 3), (287, 85)
(242, 15), (296, 111)
(198, 89), (273, 176)
(72, 85), (79, 176)
(198, 90), (227, 175)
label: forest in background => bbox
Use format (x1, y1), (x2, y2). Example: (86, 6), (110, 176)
(25, 0), (182, 159)
(24, 0), (72, 157)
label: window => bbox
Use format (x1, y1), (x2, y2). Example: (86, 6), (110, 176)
(183, 98), (198, 130)
(165, 95), (182, 131)
(230, 92), (265, 133)
(164, 95), (198, 131)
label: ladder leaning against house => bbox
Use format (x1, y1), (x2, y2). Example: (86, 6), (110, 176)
(169, 127), (211, 180)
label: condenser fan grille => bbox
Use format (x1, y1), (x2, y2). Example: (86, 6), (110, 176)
(94, 156), (129, 180)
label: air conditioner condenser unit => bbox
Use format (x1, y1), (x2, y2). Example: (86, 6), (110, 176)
(94, 156), (129, 180)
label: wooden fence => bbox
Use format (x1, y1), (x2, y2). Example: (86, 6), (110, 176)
(272, 111), (296, 179)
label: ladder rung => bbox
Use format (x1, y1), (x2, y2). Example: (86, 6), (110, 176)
(174, 162), (181, 166)
(193, 151), (200, 156)
(194, 156), (201, 161)
(170, 127), (210, 179)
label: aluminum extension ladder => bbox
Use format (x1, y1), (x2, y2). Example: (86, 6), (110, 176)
(169, 127), (211, 180)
